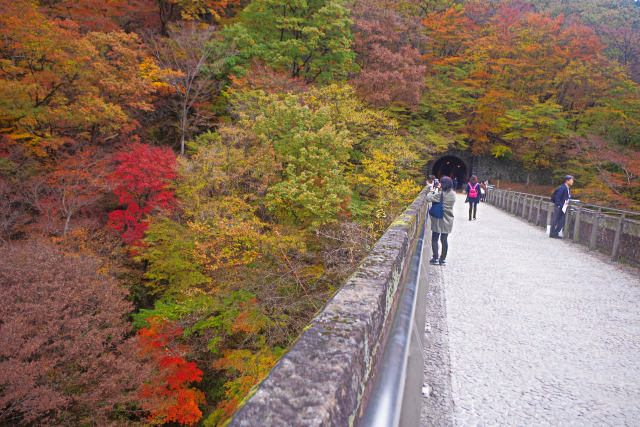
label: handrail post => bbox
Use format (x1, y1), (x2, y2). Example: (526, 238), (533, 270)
(518, 194), (522, 216)
(562, 204), (571, 239)
(521, 195), (527, 218)
(536, 197), (543, 226)
(611, 214), (625, 261)
(546, 202), (553, 234)
(518, 195), (523, 216)
(589, 208), (601, 251)
(528, 196), (534, 222)
(573, 204), (582, 243)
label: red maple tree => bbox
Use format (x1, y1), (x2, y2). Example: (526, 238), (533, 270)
(108, 143), (178, 245)
(137, 317), (206, 425)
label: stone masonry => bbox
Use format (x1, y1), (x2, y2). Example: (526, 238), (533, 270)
(229, 188), (429, 426)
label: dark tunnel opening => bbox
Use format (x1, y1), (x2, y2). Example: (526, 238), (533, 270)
(432, 156), (468, 189)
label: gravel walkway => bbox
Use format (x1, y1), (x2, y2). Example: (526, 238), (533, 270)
(422, 193), (640, 426)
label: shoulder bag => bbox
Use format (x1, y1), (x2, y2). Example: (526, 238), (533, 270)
(429, 191), (445, 219)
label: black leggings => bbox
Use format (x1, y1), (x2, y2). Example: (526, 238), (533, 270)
(432, 232), (448, 261)
(469, 202), (478, 220)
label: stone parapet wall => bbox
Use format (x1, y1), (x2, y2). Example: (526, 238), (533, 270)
(229, 188), (430, 427)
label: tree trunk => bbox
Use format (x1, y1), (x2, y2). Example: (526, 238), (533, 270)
(180, 101), (188, 156)
(63, 213), (72, 236)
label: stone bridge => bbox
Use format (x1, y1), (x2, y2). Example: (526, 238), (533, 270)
(230, 188), (640, 426)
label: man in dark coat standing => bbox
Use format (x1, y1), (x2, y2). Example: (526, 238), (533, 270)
(550, 175), (574, 239)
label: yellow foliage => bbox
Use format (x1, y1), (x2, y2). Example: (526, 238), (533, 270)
(188, 197), (264, 274)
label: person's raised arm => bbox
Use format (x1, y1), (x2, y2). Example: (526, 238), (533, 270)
(426, 183), (441, 202)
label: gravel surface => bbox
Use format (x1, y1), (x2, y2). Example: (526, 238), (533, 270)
(422, 193), (640, 426)
(421, 263), (455, 426)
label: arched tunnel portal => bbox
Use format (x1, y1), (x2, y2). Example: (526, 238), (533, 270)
(432, 155), (468, 189)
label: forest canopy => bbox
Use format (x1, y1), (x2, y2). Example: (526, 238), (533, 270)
(1, 0), (639, 425)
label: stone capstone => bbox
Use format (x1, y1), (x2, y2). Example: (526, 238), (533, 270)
(228, 188), (429, 427)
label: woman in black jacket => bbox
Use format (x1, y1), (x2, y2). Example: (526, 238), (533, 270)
(466, 175), (481, 221)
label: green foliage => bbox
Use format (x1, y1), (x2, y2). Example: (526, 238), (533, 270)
(490, 144), (513, 159)
(228, 84), (422, 230)
(225, 0), (357, 82)
(419, 68), (476, 140)
(132, 291), (270, 353)
(498, 101), (574, 170)
(581, 76), (640, 148)
(132, 296), (209, 330)
(134, 218), (209, 297)
(231, 89), (353, 226)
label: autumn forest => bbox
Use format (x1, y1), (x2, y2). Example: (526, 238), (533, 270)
(1, 0), (639, 425)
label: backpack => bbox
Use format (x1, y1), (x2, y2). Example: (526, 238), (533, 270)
(468, 183), (478, 198)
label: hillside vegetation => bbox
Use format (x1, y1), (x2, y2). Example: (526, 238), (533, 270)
(0, 0), (639, 425)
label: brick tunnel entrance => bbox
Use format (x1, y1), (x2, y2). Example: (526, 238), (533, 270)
(432, 155), (468, 189)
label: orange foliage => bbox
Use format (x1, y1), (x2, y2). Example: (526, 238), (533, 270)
(0, 0), (155, 157)
(422, 7), (476, 66)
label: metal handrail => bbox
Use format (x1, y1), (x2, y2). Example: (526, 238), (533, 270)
(358, 204), (429, 427)
(490, 188), (640, 219)
(487, 188), (640, 264)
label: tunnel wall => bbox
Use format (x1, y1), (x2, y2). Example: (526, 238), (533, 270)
(425, 150), (552, 185)
(473, 155), (552, 184)
(229, 187), (430, 427)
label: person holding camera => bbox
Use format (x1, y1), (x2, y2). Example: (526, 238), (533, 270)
(426, 175), (437, 191)
(427, 176), (456, 266)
